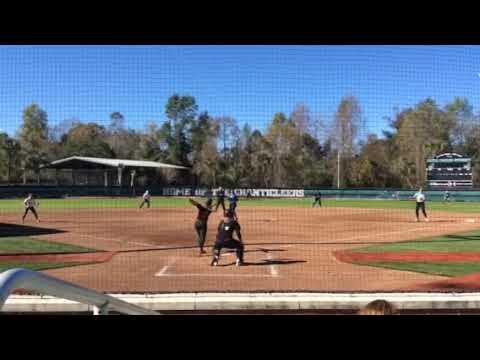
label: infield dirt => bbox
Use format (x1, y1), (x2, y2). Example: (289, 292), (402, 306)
(2, 206), (480, 292)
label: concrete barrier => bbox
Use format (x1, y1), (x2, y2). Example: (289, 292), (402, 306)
(5, 292), (480, 313)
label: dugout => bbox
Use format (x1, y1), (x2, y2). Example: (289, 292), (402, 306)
(39, 156), (190, 196)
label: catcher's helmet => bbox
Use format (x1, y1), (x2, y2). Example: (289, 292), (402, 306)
(224, 209), (235, 218)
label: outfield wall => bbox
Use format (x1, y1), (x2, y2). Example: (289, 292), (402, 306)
(303, 189), (480, 202)
(2, 185), (480, 202)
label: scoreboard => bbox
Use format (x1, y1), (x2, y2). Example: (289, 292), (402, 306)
(426, 153), (473, 188)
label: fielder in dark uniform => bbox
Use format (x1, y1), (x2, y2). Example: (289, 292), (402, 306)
(228, 191), (239, 220)
(312, 192), (322, 207)
(189, 198), (215, 255)
(211, 209), (244, 266)
(215, 187), (226, 212)
(22, 193), (40, 223)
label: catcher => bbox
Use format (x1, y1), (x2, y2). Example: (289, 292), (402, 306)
(211, 209), (244, 267)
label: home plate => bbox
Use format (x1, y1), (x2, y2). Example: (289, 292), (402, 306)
(465, 219), (476, 223)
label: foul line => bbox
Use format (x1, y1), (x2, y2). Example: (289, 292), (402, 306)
(154, 257), (178, 277)
(267, 253), (279, 278)
(78, 233), (157, 248)
(335, 226), (441, 244)
(156, 273), (273, 278)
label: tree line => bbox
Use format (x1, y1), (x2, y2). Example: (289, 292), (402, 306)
(0, 94), (479, 188)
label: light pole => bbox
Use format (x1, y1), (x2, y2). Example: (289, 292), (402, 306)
(337, 149), (341, 189)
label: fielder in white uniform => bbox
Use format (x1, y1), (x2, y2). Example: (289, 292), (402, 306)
(443, 190), (451, 203)
(413, 188), (428, 222)
(22, 193), (40, 223)
(139, 190), (151, 209)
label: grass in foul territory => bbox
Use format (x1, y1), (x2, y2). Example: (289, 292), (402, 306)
(0, 236), (95, 254)
(0, 261), (94, 272)
(354, 229), (480, 253)
(1, 197), (480, 213)
(348, 229), (480, 277)
(359, 261), (480, 278)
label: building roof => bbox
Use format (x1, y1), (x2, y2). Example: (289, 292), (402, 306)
(434, 153), (466, 159)
(41, 156), (190, 170)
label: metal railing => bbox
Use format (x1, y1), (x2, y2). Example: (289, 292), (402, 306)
(0, 268), (159, 315)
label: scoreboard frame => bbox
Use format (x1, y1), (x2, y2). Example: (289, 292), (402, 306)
(426, 153), (473, 188)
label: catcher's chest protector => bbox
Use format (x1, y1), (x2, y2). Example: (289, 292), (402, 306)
(219, 221), (236, 241)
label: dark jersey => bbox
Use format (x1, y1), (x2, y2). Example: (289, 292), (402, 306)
(229, 194), (238, 204)
(216, 220), (241, 243)
(196, 204), (213, 222)
(315, 193), (321, 201)
(215, 190), (226, 211)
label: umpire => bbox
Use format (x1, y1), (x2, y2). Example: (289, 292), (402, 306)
(211, 209), (244, 267)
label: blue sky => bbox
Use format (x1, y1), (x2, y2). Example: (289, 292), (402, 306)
(1, 45), (480, 139)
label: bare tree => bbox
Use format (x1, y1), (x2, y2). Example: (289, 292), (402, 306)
(215, 116), (239, 157)
(309, 112), (327, 144)
(445, 97), (475, 153)
(290, 103), (311, 134)
(331, 96), (363, 188)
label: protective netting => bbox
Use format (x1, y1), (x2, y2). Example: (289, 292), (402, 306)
(1, 45), (480, 295)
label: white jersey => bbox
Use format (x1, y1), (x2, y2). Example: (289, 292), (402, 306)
(413, 192), (425, 203)
(143, 192), (151, 200)
(24, 198), (36, 208)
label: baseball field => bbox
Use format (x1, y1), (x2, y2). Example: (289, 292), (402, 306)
(2, 196), (480, 293)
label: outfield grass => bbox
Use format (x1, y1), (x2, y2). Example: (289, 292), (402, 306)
(359, 261), (480, 277)
(319, 198), (480, 213)
(0, 261), (95, 272)
(0, 196), (480, 213)
(0, 197), (191, 211)
(0, 236), (95, 254)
